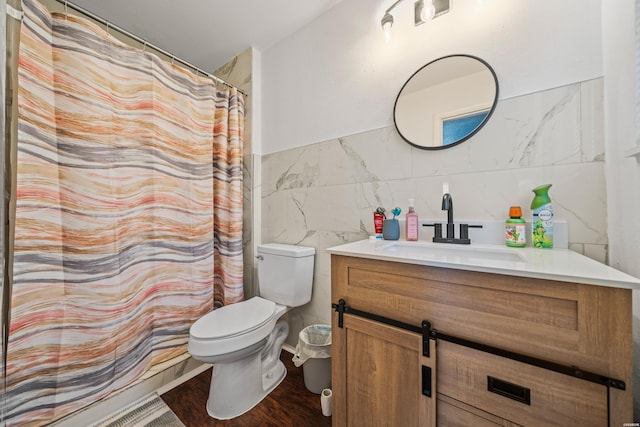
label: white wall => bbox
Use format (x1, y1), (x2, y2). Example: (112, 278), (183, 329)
(602, 0), (640, 277)
(262, 0), (602, 155)
(601, 0), (640, 418)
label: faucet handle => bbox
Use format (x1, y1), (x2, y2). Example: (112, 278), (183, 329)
(459, 224), (483, 240)
(422, 223), (443, 238)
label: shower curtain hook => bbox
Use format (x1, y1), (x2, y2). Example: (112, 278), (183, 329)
(171, 55), (175, 65)
(106, 21), (110, 35)
(143, 40), (147, 52)
(64, 1), (68, 19)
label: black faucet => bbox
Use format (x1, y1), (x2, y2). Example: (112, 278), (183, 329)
(442, 193), (455, 239)
(423, 192), (482, 244)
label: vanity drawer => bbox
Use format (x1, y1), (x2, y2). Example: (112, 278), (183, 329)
(437, 394), (522, 427)
(437, 340), (608, 426)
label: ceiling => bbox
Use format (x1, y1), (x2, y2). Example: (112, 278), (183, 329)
(69, 0), (343, 72)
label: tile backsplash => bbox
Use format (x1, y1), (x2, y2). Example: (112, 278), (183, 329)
(261, 78), (607, 345)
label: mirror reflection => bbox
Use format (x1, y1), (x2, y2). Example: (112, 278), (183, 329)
(393, 55), (499, 150)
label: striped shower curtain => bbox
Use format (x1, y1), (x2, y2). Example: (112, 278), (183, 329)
(4, 0), (244, 425)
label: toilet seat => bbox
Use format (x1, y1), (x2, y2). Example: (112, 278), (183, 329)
(191, 297), (276, 340)
(188, 297), (279, 358)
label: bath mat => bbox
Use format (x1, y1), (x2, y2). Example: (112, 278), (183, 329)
(91, 393), (185, 427)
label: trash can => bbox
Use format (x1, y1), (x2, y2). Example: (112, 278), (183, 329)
(292, 324), (332, 394)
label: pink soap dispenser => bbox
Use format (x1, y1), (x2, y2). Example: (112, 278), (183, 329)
(406, 198), (419, 241)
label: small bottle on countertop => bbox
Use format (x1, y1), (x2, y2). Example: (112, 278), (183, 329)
(405, 199), (419, 241)
(505, 206), (526, 247)
(373, 207), (385, 239)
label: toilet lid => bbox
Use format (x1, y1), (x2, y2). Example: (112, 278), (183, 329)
(190, 297), (276, 340)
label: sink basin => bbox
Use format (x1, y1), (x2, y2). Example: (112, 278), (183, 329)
(378, 241), (527, 264)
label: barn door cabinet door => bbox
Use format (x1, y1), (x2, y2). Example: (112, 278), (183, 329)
(331, 313), (436, 427)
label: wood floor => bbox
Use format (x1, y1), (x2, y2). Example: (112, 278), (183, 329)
(162, 352), (332, 427)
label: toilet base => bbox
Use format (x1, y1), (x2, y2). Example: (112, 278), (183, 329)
(206, 359), (286, 420)
(205, 321), (289, 420)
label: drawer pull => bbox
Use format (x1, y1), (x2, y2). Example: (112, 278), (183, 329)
(487, 376), (531, 405)
(422, 365), (432, 397)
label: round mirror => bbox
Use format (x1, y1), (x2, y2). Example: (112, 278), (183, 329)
(393, 54), (499, 150)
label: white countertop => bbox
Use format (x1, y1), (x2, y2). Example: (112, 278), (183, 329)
(327, 239), (640, 290)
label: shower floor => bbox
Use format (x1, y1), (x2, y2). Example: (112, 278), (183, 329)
(161, 351), (332, 426)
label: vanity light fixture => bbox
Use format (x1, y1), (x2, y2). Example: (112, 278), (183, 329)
(381, 0), (402, 40)
(381, 0), (451, 38)
(381, 11), (394, 40)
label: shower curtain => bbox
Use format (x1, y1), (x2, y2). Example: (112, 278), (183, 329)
(3, 0), (244, 425)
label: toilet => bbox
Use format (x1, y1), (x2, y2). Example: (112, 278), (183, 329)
(188, 243), (315, 420)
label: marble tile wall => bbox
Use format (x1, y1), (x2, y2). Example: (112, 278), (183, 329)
(261, 78), (607, 345)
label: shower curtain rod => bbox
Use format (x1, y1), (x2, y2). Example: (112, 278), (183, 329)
(52, 0), (248, 96)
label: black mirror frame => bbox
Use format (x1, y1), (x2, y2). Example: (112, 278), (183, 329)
(393, 54), (499, 150)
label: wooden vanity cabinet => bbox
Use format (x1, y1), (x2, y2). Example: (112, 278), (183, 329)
(331, 255), (632, 427)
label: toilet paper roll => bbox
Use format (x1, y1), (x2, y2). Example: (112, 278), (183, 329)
(321, 388), (332, 417)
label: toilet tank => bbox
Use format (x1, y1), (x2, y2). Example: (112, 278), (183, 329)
(257, 243), (315, 307)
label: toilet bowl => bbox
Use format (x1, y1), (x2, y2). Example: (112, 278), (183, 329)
(188, 243), (315, 420)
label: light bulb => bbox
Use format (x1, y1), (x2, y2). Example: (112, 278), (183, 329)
(421, 0), (436, 21)
(381, 13), (393, 40)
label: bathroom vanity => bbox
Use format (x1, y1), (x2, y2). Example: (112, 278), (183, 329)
(328, 240), (640, 426)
